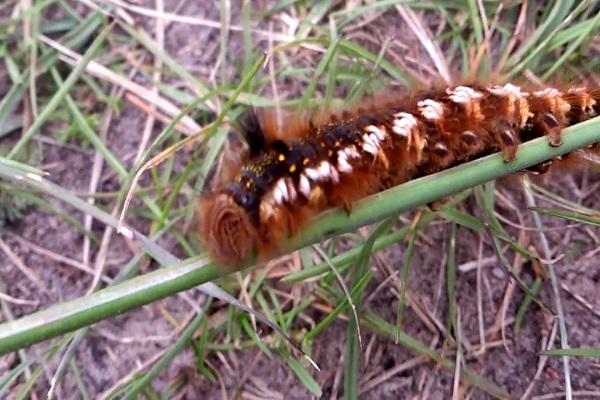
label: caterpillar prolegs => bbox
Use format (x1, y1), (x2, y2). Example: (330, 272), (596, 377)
(198, 83), (600, 268)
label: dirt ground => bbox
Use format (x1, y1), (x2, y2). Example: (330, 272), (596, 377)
(1, 1), (599, 399)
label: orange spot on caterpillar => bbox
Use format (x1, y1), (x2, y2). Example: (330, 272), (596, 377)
(198, 83), (600, 268)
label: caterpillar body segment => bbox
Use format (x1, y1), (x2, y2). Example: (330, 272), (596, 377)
(199, 83), (600, 267)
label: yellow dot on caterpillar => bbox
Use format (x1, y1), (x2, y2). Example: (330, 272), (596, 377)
(328, 149), (333, 157)
(278, 154), (285, 162)
(245, 181), (252, 189)
(289, 164), (297, 173)
(303, 158), (310, 166)
(335, 140), (341, 147)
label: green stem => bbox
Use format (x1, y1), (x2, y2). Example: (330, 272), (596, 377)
(0, 257), (221, 354)
(0, 117), (598, 354)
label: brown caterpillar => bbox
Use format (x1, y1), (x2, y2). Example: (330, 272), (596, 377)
(198, 83), (600, 268)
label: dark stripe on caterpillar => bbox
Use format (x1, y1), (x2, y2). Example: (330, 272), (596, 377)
(198, 83), (600, 267)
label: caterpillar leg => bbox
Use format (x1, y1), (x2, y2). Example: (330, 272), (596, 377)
(541, 112), (563, 147)
(493, 118), (520, 162)
(426, 196), (450, 211)
(342, 201), (353, 216)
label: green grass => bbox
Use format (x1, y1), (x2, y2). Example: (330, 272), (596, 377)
(0, 1), (599, 398)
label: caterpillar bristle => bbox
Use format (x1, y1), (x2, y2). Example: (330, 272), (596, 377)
(199, 83), (600, 268)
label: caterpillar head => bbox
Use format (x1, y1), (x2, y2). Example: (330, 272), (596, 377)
(198, 194), (257, 268)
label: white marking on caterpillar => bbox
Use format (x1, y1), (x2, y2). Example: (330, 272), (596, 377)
(304, 161), (339, 182)
(533, 87), (561, 97)
(365, 132), (381, 147)
(304, 167), (320, 181)
(273, 178), (289, 205)
(362, 142), (378, 155)
(417, 99), (444, 120)
(316, 161), (331, 178)
(344, 145), (360, 159)
(362, 133), (379, 155)
(392, 112), (417, 138)
(337, 150), (353, 173)
(487, 83), (528, 98)
(447, 86), (483, 104)
(286, 178), (297, 202)
(299, 174), (311, 197)
(488, 83), (531, 126)
(316, 161), (339, 183)
(369, 133), (382, 147)
(366, 125), (386, 141)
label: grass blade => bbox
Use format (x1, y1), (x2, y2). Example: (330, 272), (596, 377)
(541, 348), (600, 357)
(528, 207), (600, 227)
(8, 22), (114, 158)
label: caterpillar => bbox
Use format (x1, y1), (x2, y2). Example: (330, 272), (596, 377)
(198, 83), (600, 268)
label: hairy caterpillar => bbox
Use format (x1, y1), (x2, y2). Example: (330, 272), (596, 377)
(198, 83), (600, 268)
